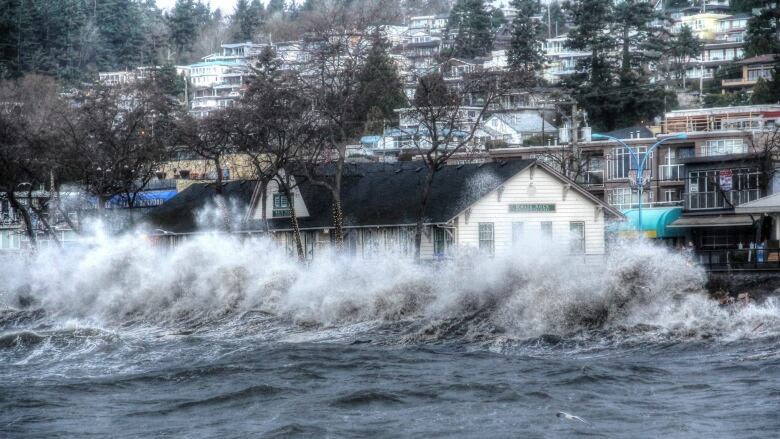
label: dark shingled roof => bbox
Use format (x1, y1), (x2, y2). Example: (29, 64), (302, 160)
(143, 159), (619, 233)
(259, 159), (536, 231)
(143, 180), (256, 233)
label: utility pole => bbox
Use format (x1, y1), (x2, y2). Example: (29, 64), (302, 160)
(571, 102), (579, 180)
(548, 1), (552, 39)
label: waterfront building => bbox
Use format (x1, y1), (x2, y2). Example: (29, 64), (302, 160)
(145, 160), (622, 259)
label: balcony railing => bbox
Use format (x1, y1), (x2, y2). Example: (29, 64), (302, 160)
(696, 248), (780, 272)
(659, 164), (684, 181)
(685, 189), (760, 210)
(580, 171), (604, 188)
(701, 144), (748, 157)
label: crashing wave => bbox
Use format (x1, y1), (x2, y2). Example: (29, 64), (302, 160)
(1, 233), (778, 346)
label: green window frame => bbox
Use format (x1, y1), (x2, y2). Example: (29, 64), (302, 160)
(272, 192), (292, 217)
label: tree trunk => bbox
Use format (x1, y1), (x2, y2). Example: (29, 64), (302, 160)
(331, 194), (344, 249)
(7, 191), (36, 250)
(278, 179), (304, 261)
(622, 28), (630, 76)
(414, 171), (436, 262)
(260, 179), (269, 233)
(214, 155), (230, 232)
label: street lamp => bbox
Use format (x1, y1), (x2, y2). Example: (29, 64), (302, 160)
(591, 132), (688, 235)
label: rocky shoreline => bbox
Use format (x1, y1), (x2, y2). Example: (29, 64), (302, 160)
(706, 272), (780, 301)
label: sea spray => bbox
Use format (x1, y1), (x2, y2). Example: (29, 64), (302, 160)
(1, 232), (779, 345)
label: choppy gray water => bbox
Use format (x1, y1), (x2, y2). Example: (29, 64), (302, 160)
(2, 235), (779, 438)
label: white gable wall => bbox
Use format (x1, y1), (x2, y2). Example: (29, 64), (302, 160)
(454, 166), (607, 256)
(251, 174), (310, 220)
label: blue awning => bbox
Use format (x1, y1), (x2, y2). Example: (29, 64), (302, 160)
(107, 190), (178, 208)
(610, 207), (685, 238)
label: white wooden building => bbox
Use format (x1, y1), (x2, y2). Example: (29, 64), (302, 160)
(146, 160), (623, 259)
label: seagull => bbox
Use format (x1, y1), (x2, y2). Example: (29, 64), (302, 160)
(557, 411), (590, 425)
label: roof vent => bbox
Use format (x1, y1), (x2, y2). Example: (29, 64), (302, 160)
(456, 164), (465, 169)
(395, 168), (402, 174)
(415, 167), (423, 173)
(499, 160), (508, 167)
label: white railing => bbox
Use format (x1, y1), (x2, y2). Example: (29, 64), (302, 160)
(659, 164), (684, 181)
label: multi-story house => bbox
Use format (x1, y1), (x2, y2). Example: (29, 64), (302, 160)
(98, 67), (153, 86)
(715, 13), (750, 43)
(721, 55), (779, 92)
(673, 12), (732, 41)
(683, 41), (744, 82)
(656, 105), (780, 250)
(543, 34), (589, 84)
(180, 42), (266, 117)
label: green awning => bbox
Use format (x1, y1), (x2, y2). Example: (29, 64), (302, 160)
(610, 207), (685, 238)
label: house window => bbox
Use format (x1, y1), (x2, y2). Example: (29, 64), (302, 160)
(608, 147), (650, 180)
(512, 222), (524, 243)
(569, 222), (585, 254)
(272, 192), (292, 217)
(688, 168), (760, 210)
(540, 221), (552, 238)
(703, 139), (746, 156)
(478, 223), (494, 256)
(664, 189), (680, 203)
(433, 227), (452, 257)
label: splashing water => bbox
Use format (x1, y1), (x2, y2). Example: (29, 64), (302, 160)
(3, 232), (780, 438)
(1, 232), (777, 345)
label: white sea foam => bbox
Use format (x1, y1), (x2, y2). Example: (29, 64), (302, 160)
(1, 231), (779, 344)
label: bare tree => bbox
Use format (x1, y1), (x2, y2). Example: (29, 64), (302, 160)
(0, 75), (69, 249)
(60, 78), (178, 230)
(230, 48), (323, 260)
(403, 71), (514, 260)
(294, 0), (399, 248)
(174, 110), (235, 230)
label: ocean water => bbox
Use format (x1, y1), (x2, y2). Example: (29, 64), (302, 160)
(1, 234), (779, 438)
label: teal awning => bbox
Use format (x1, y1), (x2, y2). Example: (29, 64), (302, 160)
(610, 207), (685, 238)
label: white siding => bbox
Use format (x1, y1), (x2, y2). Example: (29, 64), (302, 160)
(454, 167), (607, 255)
(252, 176), (310, 221)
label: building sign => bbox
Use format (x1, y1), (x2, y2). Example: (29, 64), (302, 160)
(719, 169), (733, 192)
(509, 203), (556, 213)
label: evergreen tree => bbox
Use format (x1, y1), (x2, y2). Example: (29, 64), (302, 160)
(744, 5), (780, 57)
(167, 0), (200, 62)
(564, 0), (670, 131)
(669, 24), (702, 88)
(750, 65), (780, 104)
(355, 32), (406, 131)
(507, 0), (543, 74)
(447, 0), (493, 59)
(94, 0), (146, 70)
(730, 0), (767, 13)
(233, 0), (264, 41)
(267, 0), (286, 16)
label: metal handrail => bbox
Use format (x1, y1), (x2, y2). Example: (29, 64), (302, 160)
(696, 248), (780, 272)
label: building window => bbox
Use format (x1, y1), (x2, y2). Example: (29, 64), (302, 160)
(272, 192), (292, 217)
(688, 168), (760, 210)
(607, 187), (652, 209)
(478, 223), (494, 256)
(569, 222), (585, 254)
(664, 189), (680, 203)
(512, 222), (524, 243)
(540, 221), (552, 238)
(608, 147), (650, 180)
(703, 139), (747, 156)
(433, 227), (452, 257)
